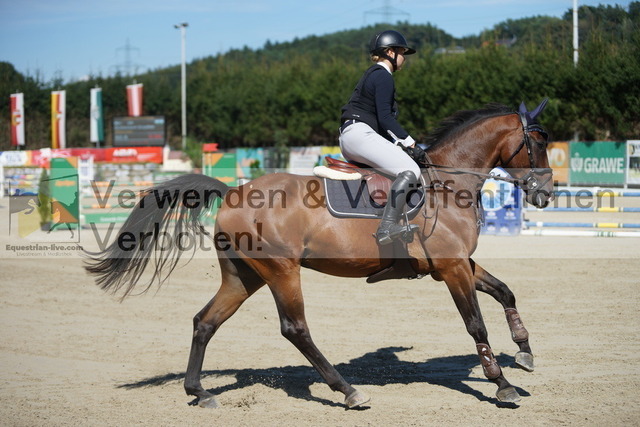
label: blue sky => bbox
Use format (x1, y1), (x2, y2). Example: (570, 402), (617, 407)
(0, 0), (631, 83)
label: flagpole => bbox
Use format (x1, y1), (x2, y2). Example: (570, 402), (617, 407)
(174, 22), (188, 151)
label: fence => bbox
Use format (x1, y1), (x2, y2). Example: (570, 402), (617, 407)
(522, 187), (640, 237)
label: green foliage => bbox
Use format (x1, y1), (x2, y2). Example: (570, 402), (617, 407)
(578, 27), (640, 139)
(0, 2), (638, 151)
(183, 138), (203, 168)
(249, 160), (266, 179)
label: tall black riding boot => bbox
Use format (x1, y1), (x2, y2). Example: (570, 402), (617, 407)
(376, 170), (419, 245)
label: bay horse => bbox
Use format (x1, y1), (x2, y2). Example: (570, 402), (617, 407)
(85, 100), (553, 408)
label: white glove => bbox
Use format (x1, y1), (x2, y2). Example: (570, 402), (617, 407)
(387, 130), (415, 148)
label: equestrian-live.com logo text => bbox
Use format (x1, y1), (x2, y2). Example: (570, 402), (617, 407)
(5, 243), (84, 257)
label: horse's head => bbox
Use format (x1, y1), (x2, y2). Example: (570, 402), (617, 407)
(501, 99), (554, 208)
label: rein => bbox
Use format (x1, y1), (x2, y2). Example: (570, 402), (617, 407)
(420, 161), (523, 186)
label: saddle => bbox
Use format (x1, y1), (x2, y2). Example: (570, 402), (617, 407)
(323, 157), (392, 206)
(317, 156), (428, 284)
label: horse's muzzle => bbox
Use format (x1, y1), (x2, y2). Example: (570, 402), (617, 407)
(521, 168), (554, 208)
(526, 190), (553, 208)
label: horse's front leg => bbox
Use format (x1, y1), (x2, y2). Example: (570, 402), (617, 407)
(437, 258), (521, 403)
(471, 259), (534, 372)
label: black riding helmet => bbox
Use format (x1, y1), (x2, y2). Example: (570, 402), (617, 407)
(369, 30), (415, 72)
(369, 30), (416, 56)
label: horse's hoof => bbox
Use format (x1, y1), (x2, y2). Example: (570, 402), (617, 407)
(496, 386), (521, 403)
(515, 351), (535, 372)
(345, 389), (370, 408)
(198, 396), (220, 408)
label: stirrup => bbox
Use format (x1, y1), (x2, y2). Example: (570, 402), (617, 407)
(376, 223), (419, 245)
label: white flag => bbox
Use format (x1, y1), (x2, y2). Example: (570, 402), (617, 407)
(90, 88), (104, 143)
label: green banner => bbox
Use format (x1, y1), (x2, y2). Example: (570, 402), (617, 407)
(202, 152), (237, 224)
(49, 157), (80, 235)
(203, 152), (237, 186)
(569, 141), (626, 186)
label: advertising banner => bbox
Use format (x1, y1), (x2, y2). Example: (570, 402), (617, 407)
(0, 147), (164, 168)
(236, 148), (265, 179)
(104, 146), (164, 164)
(49, 157), (80, 241)
(627, 140), (640, 186)
(36, 148), (99, 167)
(8, 157), (78, 242)
(51, 90), (66, 149)
(320, 146), (344, 163)
(203, 152), (237, 224)
(480, 168), (523, 236)
(289, 146), (322, 175)
(10, 93), (25, 147)
(203, 152), (237, 185)
(56, 148), (103, 163)
(28, 149), (50, 168)
(569, 141), (626, 186)
(0, 151), (29, 167)
(32, 148), (91, 168)
(546, 141), (569, 185)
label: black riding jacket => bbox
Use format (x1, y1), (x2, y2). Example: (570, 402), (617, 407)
(340, 64), (411, 143)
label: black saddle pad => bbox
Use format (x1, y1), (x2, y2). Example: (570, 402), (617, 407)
(323, 178), (424, 219)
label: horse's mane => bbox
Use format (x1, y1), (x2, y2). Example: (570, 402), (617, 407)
(424, 103), (514, 149)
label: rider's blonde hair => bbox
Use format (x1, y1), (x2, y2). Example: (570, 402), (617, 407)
(373, 46), (408, 63)
(370, 48), (393, 63)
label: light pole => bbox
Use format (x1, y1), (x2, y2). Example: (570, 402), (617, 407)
(573, 0), (579, 67)
(174, 22), (188, 151)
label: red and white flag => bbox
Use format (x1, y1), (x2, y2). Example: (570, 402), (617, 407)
(126, 83), (144, 117)
(51, 90), (66, 149)
(10, 93), (25, 147)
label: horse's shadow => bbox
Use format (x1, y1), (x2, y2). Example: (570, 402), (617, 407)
(118, 346), (529, 408)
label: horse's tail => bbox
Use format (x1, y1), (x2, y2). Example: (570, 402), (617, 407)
(84, 174), (229, 300)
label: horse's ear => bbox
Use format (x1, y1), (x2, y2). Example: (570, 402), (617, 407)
(528, 98), (549, 122)
(518, 101), (528, 116)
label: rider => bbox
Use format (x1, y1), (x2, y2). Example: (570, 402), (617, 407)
(339, 30), (423, 245)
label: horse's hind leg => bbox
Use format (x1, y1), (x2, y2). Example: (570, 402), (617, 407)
(471, 259), (534, 372)
(437, 259), (521, 403)
(265, 261), (370, 408)
(184, 255), (265, 408)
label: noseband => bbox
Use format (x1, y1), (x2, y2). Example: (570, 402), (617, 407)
(501, 113), (553, 192)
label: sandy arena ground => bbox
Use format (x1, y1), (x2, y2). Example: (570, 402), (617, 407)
(1, 195), (639, 426)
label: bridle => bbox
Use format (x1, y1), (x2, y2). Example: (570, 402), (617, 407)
(421, 112), (552, 191)
(501, 112), (553, 192)
(418, 104), (554, 224)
